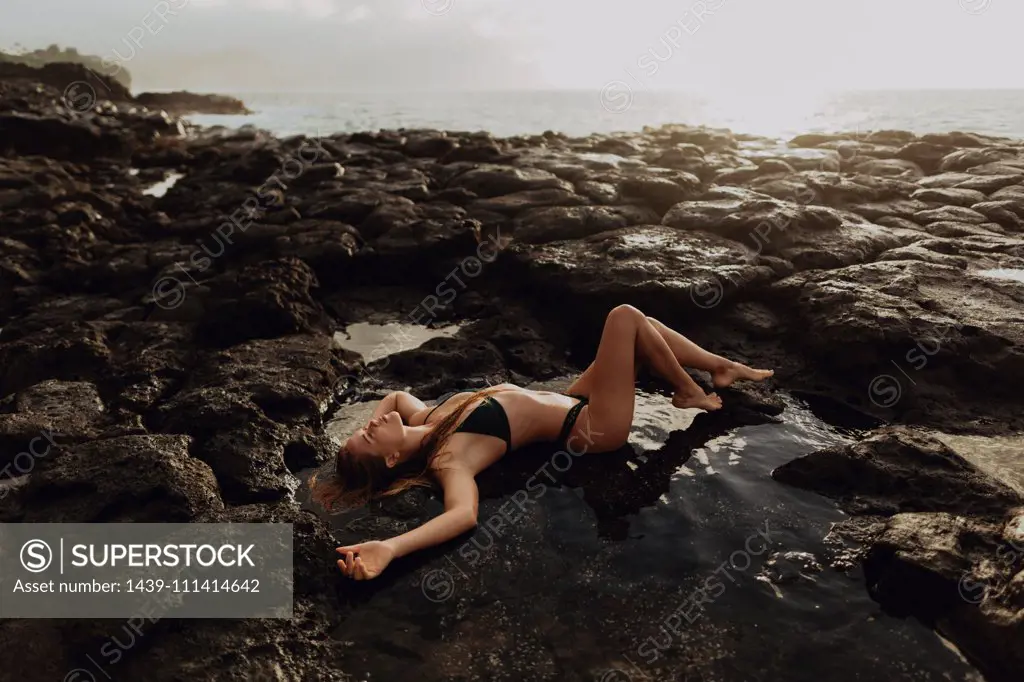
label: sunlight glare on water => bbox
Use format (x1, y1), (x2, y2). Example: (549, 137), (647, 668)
(697, 87), (840, 139)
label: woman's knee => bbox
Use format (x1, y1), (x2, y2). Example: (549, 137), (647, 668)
(608, 304), (644, 325)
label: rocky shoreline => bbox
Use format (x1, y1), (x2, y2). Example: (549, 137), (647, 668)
(1, 71), (1022, 681)
(0, 60), (250, 116)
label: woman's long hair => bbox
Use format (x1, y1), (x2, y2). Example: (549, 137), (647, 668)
(311, 386), (506, 510)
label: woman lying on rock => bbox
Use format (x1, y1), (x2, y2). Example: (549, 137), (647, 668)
(315, 304), (773, 580)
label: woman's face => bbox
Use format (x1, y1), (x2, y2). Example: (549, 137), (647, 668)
(344, 411), (405, 463)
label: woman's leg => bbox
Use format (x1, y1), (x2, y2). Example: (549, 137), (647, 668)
(567, 305), (722, 453)
(645, 317), (774, 387)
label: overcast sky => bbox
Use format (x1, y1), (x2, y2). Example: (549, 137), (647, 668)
(0, 0), (1018, 92)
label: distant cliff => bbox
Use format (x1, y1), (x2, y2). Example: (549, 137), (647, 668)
(0, 60), (132, 102)
(0, 45), (131, 89)
(0, 56), (249, 116)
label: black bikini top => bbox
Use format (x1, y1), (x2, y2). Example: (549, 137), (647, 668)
(425, 393), (512, 453)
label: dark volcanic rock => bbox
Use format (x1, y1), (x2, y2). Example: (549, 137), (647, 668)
(155, 387), (296, 503)
(0, 322), (113, 399)
(661, 190), (913, 269)
(11, 433), (224, 522)
(767, 254), (1024, 429)
(135, 91), (251, 115)
(192, 258), (334, 348)
(0, 379), (133, 474)
(973, 200), (1024, 231)
(914, 205), (990, 224)
(865, 511), (1024, 682)
(469, 187), (587, 216)
(404, 132), (459, 158)
(847, 198), (930, 221)
(911, 187), (987, 207)
(940, 147), (1020, 172)
(662, 194), (844, 244)
(772, 428), (1021, 515)
(447, 165), (573, 197)
(153, 334), (351, 503)
(123, 502), (348, 681)
(512, 205), (659, 244)
(458, 311), (572, 380)
(620, 173), (702, 213)
(507, 224), (780, 322)
(364, 335), (509, 398)
(305, 188), (414, 226)
(896, 141), (957, 174)
(774, 429), (1024, 682)
(0, 112), (134, 160)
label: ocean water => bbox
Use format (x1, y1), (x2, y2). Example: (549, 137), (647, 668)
(186, 89), (1024, 140)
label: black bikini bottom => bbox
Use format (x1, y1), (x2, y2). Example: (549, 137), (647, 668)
(557, 394), (589, 450)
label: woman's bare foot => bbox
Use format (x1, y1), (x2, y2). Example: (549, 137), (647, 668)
(712, 361), (774, 388)
(673, 390), (723, 412)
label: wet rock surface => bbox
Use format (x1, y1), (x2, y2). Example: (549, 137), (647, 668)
(1, 73), (1022, 680)
(773, 428), (1024, 681)
(773, 428), (1021, 516)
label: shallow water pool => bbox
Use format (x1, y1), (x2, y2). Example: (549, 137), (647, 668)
(142, 171), (185, 198)
(298, 387), (981, 681)
(332, 322), (461, 363)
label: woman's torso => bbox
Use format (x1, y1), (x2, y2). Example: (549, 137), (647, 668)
(408, 384), (581, 473)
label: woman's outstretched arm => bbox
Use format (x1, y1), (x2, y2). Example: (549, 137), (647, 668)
(385, 465), (478, 558)
(336, 463), (478, 580)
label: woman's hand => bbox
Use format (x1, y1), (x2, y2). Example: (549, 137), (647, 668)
(336, 540), (395, 580)
(333, 468), (478, 579)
